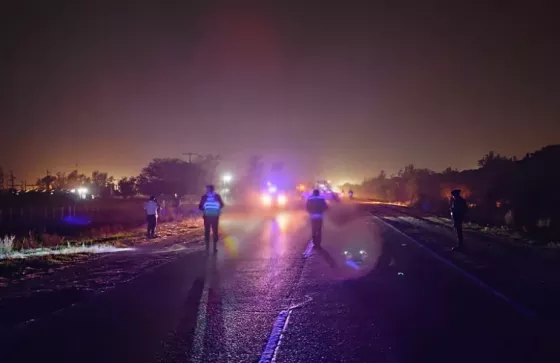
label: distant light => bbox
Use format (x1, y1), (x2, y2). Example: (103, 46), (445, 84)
(77, 187), (88, 194)
(359, 250), (366, 255)
(223, 174), (232, 183)
(268, 186), (277, 193)
(277, 194), (287, 205)
(70, 189), (76, 193)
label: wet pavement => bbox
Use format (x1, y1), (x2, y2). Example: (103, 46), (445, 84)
(1, 205), (559, 362)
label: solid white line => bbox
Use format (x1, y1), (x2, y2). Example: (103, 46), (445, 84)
(258, 241), (316, 362)
(258, 309), (292, 363)
(271, 310), (292, 363)
(372, 214), (536, 319)
(288, 295), (313, 310)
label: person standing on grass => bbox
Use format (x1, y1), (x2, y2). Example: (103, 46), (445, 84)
(450, 189), (468, 251)
(199, 184), (225, 254)
(144, 195), (160, 238)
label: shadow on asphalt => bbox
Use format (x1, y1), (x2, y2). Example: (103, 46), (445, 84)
(314, 246), (337, 268)
(201, 256), (226, 361)
(155, 257), (208, 362)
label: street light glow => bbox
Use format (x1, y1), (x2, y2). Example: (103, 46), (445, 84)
(223, 174), (232, 183)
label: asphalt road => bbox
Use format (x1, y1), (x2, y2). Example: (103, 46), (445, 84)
(2, 204), (558, 362)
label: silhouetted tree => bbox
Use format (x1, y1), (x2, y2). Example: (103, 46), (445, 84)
(442, 167), (458, 175)
(477, 151), (514, 169)
(64, 170), (89, 189)
(54, 172), (67, 189)
(36, 175), (57, 191)
(137, 158), (205, 197)
(91, 171), (114, 197)
(357, 144), (560, 241)
(118, 177), (137, 199)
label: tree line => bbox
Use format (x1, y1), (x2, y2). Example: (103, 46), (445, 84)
(344, 145), (560, 240)
(3, 154), (282, 200)
(0, 156), (221, 199)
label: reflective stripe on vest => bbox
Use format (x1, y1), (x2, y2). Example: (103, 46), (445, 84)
(203, 195), (220, 213)
(310, 213), (323, 219)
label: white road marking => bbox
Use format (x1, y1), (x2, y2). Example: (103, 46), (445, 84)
(373, 214), (536, 318)
(259, 295), (312, 363)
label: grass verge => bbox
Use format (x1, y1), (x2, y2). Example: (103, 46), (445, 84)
(0, 218), (203, 285)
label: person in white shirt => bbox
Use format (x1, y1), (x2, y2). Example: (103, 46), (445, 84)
(144, 196), (160, 238)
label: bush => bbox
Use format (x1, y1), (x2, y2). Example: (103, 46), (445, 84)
(0, 235), (15, 256)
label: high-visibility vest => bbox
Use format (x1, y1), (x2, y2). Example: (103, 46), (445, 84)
(203, 194), (221, 216)
(307, 195), (326, 219)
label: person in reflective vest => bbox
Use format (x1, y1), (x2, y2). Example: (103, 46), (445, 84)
(144, 196), (160, 238)
(199, 184), (225, 253)
(306, 189), (329, 247)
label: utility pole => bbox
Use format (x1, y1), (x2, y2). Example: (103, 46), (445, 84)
(182, 152), (200, 163)
(9, 170), (16, 190)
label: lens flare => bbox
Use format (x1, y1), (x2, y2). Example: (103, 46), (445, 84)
(223, 234), (240, 256)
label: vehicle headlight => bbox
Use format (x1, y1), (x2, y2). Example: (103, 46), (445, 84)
(261, 194), (272, 205)
(277, 194), (287, 205)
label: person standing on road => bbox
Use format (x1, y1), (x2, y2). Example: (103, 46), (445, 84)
(450, 189), (468, 251)
(306, 189), (329, 247)
(199, 184), (225, 254)
(144, 196), (160, 238)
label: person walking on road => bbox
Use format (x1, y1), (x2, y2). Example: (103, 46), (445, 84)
(450, 189), (468, 251)
(144, 196), (160, 238)
(306, 189), (329, 247)
(199, 184), (225, 254)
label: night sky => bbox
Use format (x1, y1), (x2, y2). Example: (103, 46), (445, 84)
(2, 1), (559, 185)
